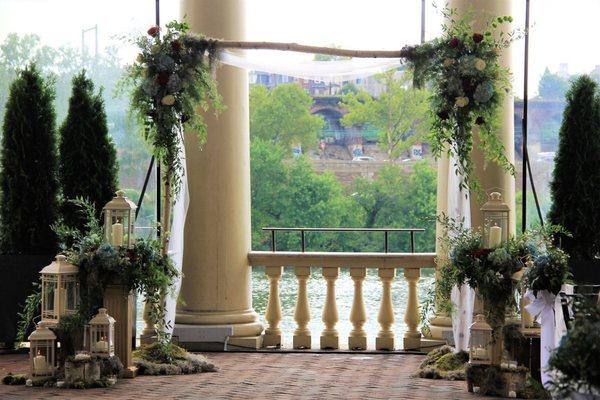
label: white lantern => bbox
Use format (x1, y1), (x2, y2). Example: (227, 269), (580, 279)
(40, 255), (79, 325)
(469, 314), (493, 365)
(481, 192), (510, 248)
(103, 190), (137, 248)
(88, 308), (115, 357)
(28, 322), (56, 377)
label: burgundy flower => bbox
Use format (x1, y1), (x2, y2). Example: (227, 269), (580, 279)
(475, 116), (485, 125)
(462, 78), (475, 95)
(448, 37), (460, 48)
(437, 110), (450, 120)
(147, 26), (160, 37)
(181, 114), (190, 123)
(157, 71), (170, 86)
(472, 33), (484, 43)
(471, 248), (492, 258)
(171, 40), (182, 52)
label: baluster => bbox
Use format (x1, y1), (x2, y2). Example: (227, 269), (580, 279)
(320, 267), (339, 349)
(263, 266), (283, 347)
(403, 268), (422, 351)
(349, 268), (367, 350)
(376, 268), (395, 350)
(293, 266), (311, 349)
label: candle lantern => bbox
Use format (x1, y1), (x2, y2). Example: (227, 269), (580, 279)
(40, 255), (79, 325)
(469, 314), (493, 365)
(103, 190), (137, 248)
(28, 322), (56, 377)
(481, 191), (510, 248)
(88, 308), (115, 357)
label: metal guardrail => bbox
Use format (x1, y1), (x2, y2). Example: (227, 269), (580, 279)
(262, 227), (425, 253)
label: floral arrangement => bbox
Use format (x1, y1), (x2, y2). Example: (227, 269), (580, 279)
(522, 239), (570, 296)
(404, 10), (519, 192)
(124, 20), (222, 252)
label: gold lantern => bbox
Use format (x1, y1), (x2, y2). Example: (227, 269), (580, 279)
(88, 308), (115, 357)
(469, 314), (493, 365)
(40, 255), (79, 325)
(103, 190), (137, 248)
(28, 322), (56, 377)
(481, 191), (510, 248)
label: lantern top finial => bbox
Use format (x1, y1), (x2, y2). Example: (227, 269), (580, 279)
(480, 191), (510, 212)
(40, 254), (78, 275)
(90, 308), (115, 325)
(28, 321), (57, 341)
(470, 314), (492, 331)
(103, 189), (137, 211)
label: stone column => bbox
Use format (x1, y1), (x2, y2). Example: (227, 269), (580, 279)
(428, 0), (516, 341)
(174, 0), (263, 349)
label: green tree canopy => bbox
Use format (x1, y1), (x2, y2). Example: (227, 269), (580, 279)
(250, 83), (324, 151)
(59, 71), (119, 230)
(0, 65), (59, 254)
(549, 75), (600, 260)
(341, 71), (431, 159)
(538, 67), (570, 100)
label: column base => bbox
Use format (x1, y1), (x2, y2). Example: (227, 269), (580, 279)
(139, 333), (156, 346)
(376, 337), (395, 351)
(122, 366), (138, 379)
(293, 335), (311, 349)
(348, 336), (367, 350)
(173, 324), (233, 351)
(427, 314), (454, 344)
(320, 335), (339, 350)
(228, 336), (263, 350)
(403, 335), (422, 351)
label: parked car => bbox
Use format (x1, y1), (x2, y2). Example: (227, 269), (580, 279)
(352, 156), (375, 161)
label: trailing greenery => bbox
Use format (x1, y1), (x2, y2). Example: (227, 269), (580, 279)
(403, 9), (518, 193)
(0, 64), (59, 254)
(548, 298), (600, 398)
(549, 75), (600, 261)
(59, 70), (118, 231)
(15, 282), (41, 344)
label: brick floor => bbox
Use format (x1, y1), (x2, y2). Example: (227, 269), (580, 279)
(0, 352), (504, 399)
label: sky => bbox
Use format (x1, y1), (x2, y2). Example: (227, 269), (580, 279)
(1, 0), (600, 96)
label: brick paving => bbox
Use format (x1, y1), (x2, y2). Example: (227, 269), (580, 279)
(0, 352), (503, 399)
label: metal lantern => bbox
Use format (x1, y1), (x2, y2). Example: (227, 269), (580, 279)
(469, 314), (493, 365)
(103, 190), (137, 248)
(40, 255), (79, 325)
(88, 308), (115, 357)
(481, 191), (510, 248)
(28, 322), (56, 377)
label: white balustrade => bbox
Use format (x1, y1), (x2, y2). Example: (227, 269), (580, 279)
(263, 266), (283, 347)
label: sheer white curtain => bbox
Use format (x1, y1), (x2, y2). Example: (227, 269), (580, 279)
(447, 154), (475, 352)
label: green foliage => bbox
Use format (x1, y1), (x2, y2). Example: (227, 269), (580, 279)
(1, 373), (27, 385)
(341, 71), (431, 158)
(124, 20), (222, 194)
(549, 75), (600, 261)
(133, 341), (187, 364)
(250, 84), (324, 151)
(59, 71), (118, 231)
(0, 64), (59, 254)
(548, 299), (600, 398)
(404, 9), (518, 193)
(522, 241), (571, 296)
(15, 283), (41, 344)
(538, 68), (570, 100)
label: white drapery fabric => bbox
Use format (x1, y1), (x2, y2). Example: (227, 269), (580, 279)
(163, 141), (189, 336)
(447, 153), (475, 352)
(524, 284), (573, 388)
(218, 50), (402, 83)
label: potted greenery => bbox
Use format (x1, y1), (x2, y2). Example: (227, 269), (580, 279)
(0, 65), (59, 348)
(549, 75), (600, 284)
(548, 299), (600, 399)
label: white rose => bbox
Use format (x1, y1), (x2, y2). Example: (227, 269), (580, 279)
(136, 53), (144, 63)
(161, 94), (176, 106)
(455, 96), (470, 107)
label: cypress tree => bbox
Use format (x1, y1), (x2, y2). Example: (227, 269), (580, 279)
(0, 65), (59, 254)
(59, 71), (118, 230)
(549, 75), (600, 261)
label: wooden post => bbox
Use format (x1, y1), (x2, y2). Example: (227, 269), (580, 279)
(104, 284), (137, 378)
(263, 266), (283, 347)
(293, 266), (311, 349)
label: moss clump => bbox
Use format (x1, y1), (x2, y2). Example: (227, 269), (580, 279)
(133, 342), (217, 376)
(416, 345), (469, 380)
(2, 373), (27, 385)
(133, 342), (188, 364)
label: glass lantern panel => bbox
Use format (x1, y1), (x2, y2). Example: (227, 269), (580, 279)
(470, 331), (488, 348)
(109, 211), (130, 247)
(31, 341), (53, 375)
(64, 279), (78, 312)
(484, 212), (509, 247)
(42, 279), (57, 319)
